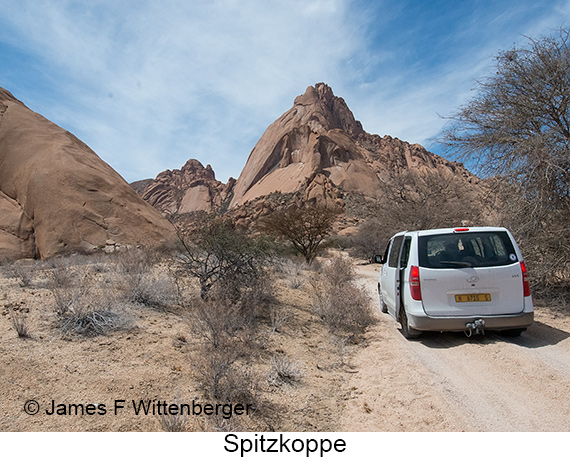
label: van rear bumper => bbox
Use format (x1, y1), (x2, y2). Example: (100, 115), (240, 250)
(408, 311), (534, 332)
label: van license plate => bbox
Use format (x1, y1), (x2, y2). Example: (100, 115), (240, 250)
(455, 293), (491, 303)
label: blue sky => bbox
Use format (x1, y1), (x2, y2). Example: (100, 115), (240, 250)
(1, 0), (569, 183)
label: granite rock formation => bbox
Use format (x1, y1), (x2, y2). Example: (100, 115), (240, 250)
(0, 87), (176, 260)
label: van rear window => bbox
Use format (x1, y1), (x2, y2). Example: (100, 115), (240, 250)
(418, 231), (517, 269)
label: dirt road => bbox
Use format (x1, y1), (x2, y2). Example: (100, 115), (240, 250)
(342, 263), (570, 432)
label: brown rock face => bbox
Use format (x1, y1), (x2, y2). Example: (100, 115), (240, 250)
(229, 83), (472, 208)
(139, 159), (235, 216)
(0, 87), (176, 260)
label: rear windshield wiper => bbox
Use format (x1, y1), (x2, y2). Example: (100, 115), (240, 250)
(439, 260), (473, 268)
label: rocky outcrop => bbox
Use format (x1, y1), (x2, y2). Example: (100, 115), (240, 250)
(0, 87), (176, 260)
(139, 159), (235, 216)
(229, 83), (476, 208)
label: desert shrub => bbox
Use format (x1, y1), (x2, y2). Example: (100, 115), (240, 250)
(259, 204), (343, 264)
(128, 272), (179, 309)
(191, 298), (242, 349)
(157, 394), (188, 432)
(175, 218), (273, 300)
(273, 257), (305, 289)
(311, 257), (376, 337)
(193, 347), (258, 407)
(191, 273), (272, 349)
(5, 261), (36, 287)
(267, 354), (303, 387)
(49, 268), (131, 337)
(113, 249), (179, 310)
(349, 219), (386, 263)
(321, 256), (355, 286)
(269, 305), (291, 334)
(10, 310), (31, 338)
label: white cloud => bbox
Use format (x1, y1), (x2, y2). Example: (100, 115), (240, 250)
(1, 0), (366, 182)
(2, 0), (570, 183)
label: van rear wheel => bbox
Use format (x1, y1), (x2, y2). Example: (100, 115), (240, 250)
(399, 304), (421, 339)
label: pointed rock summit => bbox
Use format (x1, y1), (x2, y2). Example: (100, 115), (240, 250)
(137, 158), (235, 216)
(229, 83), (468, 209)
(0, 87), (175, 260)
(230, 83), (371, 207)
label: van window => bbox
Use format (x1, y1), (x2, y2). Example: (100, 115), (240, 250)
(388, 235), (404, 268)
(418, 231), (517, 269)
(400, 237), (412, 268)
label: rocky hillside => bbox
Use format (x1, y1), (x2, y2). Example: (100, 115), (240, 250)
(133, 159), (235, 216)
(230, 83), (476, 208)
(136, 83), (480, 225)
(0, 87), (176, 260)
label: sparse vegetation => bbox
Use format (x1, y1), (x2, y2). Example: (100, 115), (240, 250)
(1, 236), (378, 431)
(48, 265), (131, 337)
(310, 257), (376, 338)
(260, 204), (343, 264)
(10, 310), (31, 338)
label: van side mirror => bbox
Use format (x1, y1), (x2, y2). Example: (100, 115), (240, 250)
(374, 255), (384, 264)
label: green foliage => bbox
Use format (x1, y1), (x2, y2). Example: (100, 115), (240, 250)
(260, 204), (342, 264)
(176, 218), (274, 299)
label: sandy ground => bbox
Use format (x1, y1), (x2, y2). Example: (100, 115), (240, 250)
(1, 257), (569, 432)
(342, 263), (570, 432)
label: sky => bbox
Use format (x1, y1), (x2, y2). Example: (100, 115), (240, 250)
(1, 0), (570, 184)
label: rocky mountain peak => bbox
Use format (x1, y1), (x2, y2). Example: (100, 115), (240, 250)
(135, 82), (480, 229)
(138, 158), (233, 216)
(293, 83), (364, 139)
(228, 84), (376, 207)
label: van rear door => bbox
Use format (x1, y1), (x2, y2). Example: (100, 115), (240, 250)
(417, 230), (525, 317)
(380, 235), (404, 319)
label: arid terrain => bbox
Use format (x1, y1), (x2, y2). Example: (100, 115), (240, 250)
(1, 253), (569, 432)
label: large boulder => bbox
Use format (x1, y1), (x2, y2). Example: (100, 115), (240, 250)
(0, 87), (176, 260)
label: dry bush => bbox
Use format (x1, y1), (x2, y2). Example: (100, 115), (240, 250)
(49, 267), (131, 337)
(112, 249), (179, 310)
(311, 257), (376, 337)
(157, 394), (188, 432)
(260, 204), (343, 265)
(191, 275), (272, 349)
(193, 347), (258, 407)
(10, 310), (31, 338)
(273, 257), (306, 289)
(267, 354), (303, 387)
(321, 256), (355, 286)
(269, 305), (291, 334)
(348, 219), (386, 263)
(175, 219), (273, 300)
(191, 298), (242, 349)
(128, 272), (179, 310)
(5, 262), (36, 287)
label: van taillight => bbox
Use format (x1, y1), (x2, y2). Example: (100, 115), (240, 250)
(520, 261), (531, 297)
(409, 266), (422, 301)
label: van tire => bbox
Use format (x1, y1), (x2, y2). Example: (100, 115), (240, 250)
(399, 304), (421, 339)
(378, 285), (388, 313)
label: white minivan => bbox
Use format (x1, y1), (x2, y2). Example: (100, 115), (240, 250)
(377, 227), (534, 338)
